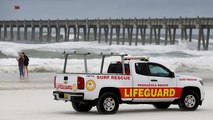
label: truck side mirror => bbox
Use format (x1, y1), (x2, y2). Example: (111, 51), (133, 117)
(170, 72), (175, 78)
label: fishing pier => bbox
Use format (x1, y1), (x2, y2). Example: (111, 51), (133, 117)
(0, 17), (213, 50)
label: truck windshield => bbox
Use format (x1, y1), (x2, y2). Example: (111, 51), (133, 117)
(107, 63), (130, 75)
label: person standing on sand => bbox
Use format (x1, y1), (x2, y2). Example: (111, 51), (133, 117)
(22, 52), (29, 77)
(17, 53), (24, 80)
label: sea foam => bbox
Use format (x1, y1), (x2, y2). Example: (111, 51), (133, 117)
(0, 38), (213, 73)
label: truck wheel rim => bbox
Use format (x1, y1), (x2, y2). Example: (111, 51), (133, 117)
(184, 95), (196, 108)
(103, 97), (115, 111)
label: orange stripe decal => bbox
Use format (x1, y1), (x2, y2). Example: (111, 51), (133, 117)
(119, 88), (182, 98)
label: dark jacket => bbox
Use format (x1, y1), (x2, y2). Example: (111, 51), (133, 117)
(18, 57), (24, 66)
(23, 55), (29, 66)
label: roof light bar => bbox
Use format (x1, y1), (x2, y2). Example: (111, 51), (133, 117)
(124, 56), (149, 61)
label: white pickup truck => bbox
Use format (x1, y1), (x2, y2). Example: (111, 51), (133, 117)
(53, 51), (205, 114)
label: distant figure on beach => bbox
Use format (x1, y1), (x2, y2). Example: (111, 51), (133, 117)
(22, 52), (29, 77)
(17, 53), (24, 80)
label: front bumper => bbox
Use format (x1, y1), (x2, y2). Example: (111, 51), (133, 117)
(53, 91), (84, 102)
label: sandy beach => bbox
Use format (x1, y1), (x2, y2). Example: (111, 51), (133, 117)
(0, 87), (212, 120)
(0, 72), (212, 120)
(0, 73), (55, 90)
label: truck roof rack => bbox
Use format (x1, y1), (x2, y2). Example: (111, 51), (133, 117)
(100, 52), (128, 56)
(63, 51), (90, 55)
(62, 51), (128, 75)
(99, 53), (128, 74)
(63, 51), (91, 73)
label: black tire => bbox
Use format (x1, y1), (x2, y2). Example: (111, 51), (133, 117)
(72, 102), (92, 112)
(178, 90), (199, 111)
(96, 92), (119, 114)
(153, 103), (171, 109)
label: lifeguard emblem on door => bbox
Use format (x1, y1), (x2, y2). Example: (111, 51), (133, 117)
(86, 80), (96, 91)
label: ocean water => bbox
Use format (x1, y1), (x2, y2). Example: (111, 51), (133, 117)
(0, 34), (213, 73)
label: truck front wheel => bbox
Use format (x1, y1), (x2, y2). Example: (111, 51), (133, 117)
(97, 92), (119, 114)
(178, 90), (199, 111)
(72, 102), (92, 112)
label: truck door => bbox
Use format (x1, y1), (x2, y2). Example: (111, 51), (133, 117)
(132, 62), (150, 101)
(147, 63), (179, 101)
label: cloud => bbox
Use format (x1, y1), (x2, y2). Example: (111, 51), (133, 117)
(0, 0), (212, 20)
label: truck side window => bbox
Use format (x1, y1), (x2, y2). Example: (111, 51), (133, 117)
(108, 63), (130, 74)
(148, 63), (170, 77)
(135, 63), (148, 75)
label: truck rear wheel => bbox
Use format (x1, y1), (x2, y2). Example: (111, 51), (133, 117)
(153, 103), (171, 109)
(97, 92), (119, 114)
(178, 90), (199, 111)
(72, 102), (92, 112)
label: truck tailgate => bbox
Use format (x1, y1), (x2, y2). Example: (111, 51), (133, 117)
(54, 74), (79, 92)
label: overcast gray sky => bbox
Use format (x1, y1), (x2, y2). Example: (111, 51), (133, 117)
(0, 0), (212, 20)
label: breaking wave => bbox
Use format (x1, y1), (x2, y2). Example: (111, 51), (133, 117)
(0, 37), (213, 73)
